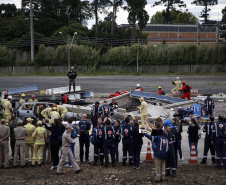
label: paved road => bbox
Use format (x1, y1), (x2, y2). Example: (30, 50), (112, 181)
(0, 75), (225, 95)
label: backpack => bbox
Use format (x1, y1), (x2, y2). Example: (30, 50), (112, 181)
(162, 91), (165, 95)
(170, 125), (181, 142)
(80, 123), (88, 137)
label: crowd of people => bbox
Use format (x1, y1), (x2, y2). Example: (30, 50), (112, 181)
(0, 93), (225, 181)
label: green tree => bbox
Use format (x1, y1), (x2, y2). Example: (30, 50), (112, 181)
(222, 6), (226, 22)
(0, 3), (18, 18)
(153, 0), (186, 23)
(175, 11), (198, 24)
(125, 0), (149, 42)
(192, 0), (218, 24)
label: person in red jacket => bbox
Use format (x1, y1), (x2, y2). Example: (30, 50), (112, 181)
(133, 84), (144, 92)
(158, 86), (165, 95)
(181, 81), (191, 100)
(61, 93), (69, 104)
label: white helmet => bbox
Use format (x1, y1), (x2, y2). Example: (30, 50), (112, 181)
(177, 77), (180, 80)
(136, 84), (140, 87)
(7, 96), (12, 100)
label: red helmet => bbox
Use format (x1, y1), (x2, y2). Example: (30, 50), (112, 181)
(39, 105), (44, 109)
(32, 95), (35, 98)
(182, 81), (186, 84)
(4, 92), (8, 95)
(53, 104), (57, 107)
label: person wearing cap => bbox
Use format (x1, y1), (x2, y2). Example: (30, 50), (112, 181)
(163, 119), (177, 177)
(8, 116), (17, 159)
(109, 99), (118, 112)
(98, 101), (114, 122)
(67, 66), (77, 92)
(56, 125), (82, 175)
(138, 97), (148, 128)
(31, 120), (47, 166)
(0, 119), (11, 169)
(91, 101), (100, 129)
(41, 107), (52, 119)
(171, 77), (182, 92)
(133, 84), (144, 92)
(24, 117), (36, 165)
(180, 81), (191, 100)
(50, 107), (60, 123)
(19, 93), (26, 105)
(158, 86), (165, 95)
(13, 120), (28, 168)
(56, 105), (68, 120)
(190, 100), (201, 116)
(61, 93), (69, 104)
(43, 118), (51, 164)
(28, 95), (38, 102)
(3, 95), (13, 123)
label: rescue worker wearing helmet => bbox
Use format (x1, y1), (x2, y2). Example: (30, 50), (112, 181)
(19, 93), (26, 105)
(180, 81), (191, 100)
(1, 92), (9, 118)
(41, 107), (52, 119)
(61, 93), (69, 104)
(37, 105), (45, 120)
(171, 77), (182, 92)
(133, 84), (144, 92)
(4, 96), (13, 123)
(138, 97), (148, 128)
(28, 95), (38, 102)
(49, 107), (60, 124)
(56, 105), (68, 120)
(158, 86), (165, 95)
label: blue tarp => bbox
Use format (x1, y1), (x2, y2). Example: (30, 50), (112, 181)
(8, 86), (38, 94)
(131, 90), (184, 103)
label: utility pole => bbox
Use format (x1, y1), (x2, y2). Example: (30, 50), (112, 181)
(68, 34), (70, 71)
(197, 23), (200, 46)
(137, 38), (139, 73)
(30, 0), (34, 63)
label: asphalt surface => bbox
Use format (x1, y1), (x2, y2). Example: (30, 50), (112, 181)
(0, 75), (225, 95)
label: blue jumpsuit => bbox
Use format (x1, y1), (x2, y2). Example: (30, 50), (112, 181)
(211, 121), (226, 169)
(93, 126), (104, 164)
(121, 123), (133, 165)
(204, 97), (215, 116)
(103, 125), (115, 166)
(98, 104), (114, 121)
(91, 105), (99, 129)
(114, 125), (121, 161)
(191, 103), (201, 116)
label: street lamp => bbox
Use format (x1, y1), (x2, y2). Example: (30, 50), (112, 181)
(59, 32), (77, 71)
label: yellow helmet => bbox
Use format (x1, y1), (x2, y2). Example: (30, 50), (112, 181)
(52, 107), (57, 111)
(21, 93), (25, 97)
(158, 86), (162, 89)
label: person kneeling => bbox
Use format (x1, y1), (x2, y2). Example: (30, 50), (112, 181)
(57, 126), (83, 175)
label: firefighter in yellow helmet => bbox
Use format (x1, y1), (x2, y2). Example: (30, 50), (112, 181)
(4, 96), (13, 123)
(31, 120), (47, 166)
(49, 107), (60, 124)
(19, 93), (26, 105)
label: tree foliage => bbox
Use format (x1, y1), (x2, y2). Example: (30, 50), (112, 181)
(192, 0), (218, 24)
(222, 6), (226, 22)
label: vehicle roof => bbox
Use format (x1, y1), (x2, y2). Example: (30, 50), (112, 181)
(22, 102), (54, 105)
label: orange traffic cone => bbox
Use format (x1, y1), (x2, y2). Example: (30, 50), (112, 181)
(189, 143), (198, 164)
(145, 142), (152, 162)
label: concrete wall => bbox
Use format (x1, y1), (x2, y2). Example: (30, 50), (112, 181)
(0, 65), (225, 74)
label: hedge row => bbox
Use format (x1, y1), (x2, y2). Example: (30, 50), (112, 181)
(0, 44), (226, 67)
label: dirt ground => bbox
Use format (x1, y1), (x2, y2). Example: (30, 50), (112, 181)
(1, 162), (225, 185)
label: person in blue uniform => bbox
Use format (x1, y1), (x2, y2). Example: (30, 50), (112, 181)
(121, 117), (134, 166)
(103, 119), (115, 167)
(92, 121), (104, 165)
(113, 120), (121, 162)
(91, 102), (100, 129)
(200, 116), (216, 164)
(79, 114), (91, 162)
(163, 119), (177, 177)
(203, 95), (215, 116)
(191, 101), (202, 116)
(211, 115), (226, 169)
(98, 101), (114, 122)
(131, 122), (144, 170)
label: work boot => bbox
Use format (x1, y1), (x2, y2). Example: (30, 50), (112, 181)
(122, 161), (126, 166)
(200, 158), (207, 164)
(100, 156), (104, 165)
(112, 159), (116, 167)
(92, 157), (98, 166)
(104, 160), (109, 168)
(165, 170), (170, 176)
(172, 170), (176, 177)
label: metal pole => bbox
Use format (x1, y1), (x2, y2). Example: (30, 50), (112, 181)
(30, 0), (34, 63)
(68, 34), (70, 71)
(137, 38), (139, 73)
(216, 23), (219, 44)
(197, 23), (200, 46)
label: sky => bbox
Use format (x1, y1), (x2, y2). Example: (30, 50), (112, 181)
(1, 0), (225, 28)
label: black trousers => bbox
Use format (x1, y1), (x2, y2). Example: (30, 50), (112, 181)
(166, 146), (176, 172)
(10, 139), (15, 157)
(79, 136), (90, 161)
(50, 142), (60, 166)
(203, 137), (215, 162)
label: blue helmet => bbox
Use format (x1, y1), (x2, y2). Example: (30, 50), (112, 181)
(163, 119), (172, 128)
